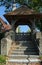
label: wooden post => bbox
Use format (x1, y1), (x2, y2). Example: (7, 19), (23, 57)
(32, 20), (36, 34)
(11, 20), (17, 41)
(31, 19), (36, 40)
(30, 19), (38, 52)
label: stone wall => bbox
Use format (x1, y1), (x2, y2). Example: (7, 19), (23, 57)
(36, 32), (42, 55)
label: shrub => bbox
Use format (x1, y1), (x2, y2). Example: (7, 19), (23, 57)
(0, 55), (6, 65)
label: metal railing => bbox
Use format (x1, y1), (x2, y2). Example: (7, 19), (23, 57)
(15, 33), (32, 41)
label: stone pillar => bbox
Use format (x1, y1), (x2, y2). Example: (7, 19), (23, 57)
(1, 38), (12, 55)
(1, 38), (7, 55)
(36, 32), (42, 55)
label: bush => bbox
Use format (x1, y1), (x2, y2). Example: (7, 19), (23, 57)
(0, 55), (6, 65)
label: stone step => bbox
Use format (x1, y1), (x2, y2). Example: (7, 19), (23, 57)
(6, 59), (29, 63)
(9, 57), (27, 59)
(8, 55), (39, 59)
(8, 55), (39, 58)
(12, 48), (39, 51)
(21, 43), (37, 47)
(13, 47), (38, 50)
(13, 48), (26, 50)
(8, 55), (28, 57)
(6, 58), (41, 63)
(8, 55), (28, 59)
(12, 49), (38, 53)
(12, 46), (37, 49)
(12, 49), (26, 52)
(11, 51), (39, 55)
(12, 46), (27, 50)
(11, 45), (20, 48)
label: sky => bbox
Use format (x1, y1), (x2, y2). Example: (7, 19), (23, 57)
(0, 5), (9, 24)
(18, 25), (30, 32)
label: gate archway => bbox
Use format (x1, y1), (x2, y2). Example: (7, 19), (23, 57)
(13, 18), (33, 41)
(4, 5), (42, 55)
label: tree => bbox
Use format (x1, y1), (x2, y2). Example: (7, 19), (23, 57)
(28, 0), (42, 12)
(0, 0), (42, 12)
(36, 19), (42, 32)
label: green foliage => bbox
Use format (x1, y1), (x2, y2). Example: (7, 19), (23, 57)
(0, 55), (6, 65)
(28, 0), (42, 12)
(27, 29), (31, 33)
(15, 0), (24, 4)
(35, 19), (42, 31)
(18, 27), (21, 33)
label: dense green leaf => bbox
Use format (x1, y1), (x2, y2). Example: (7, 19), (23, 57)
(0, 55), (6, 64)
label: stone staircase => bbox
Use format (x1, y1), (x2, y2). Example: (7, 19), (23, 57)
(7, 41), (39, 65)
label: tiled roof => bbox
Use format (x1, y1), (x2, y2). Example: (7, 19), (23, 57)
(4, 5), (42, 23)
(0, 17), (11, 32)
(4, 6), (36, 15)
